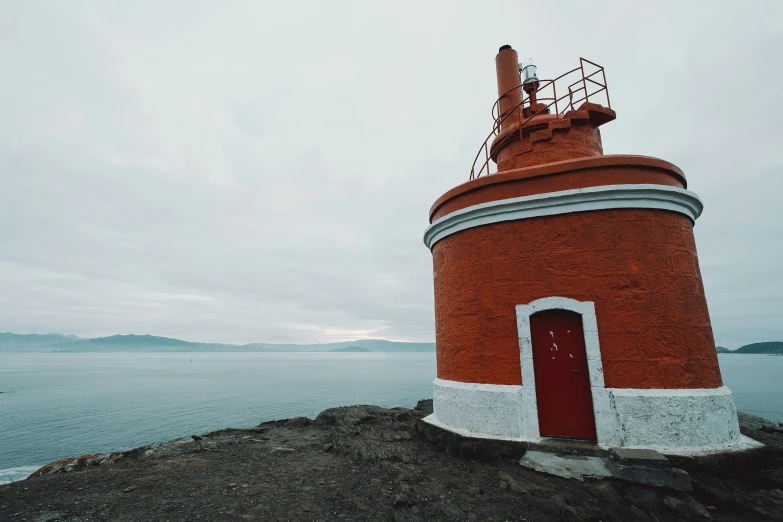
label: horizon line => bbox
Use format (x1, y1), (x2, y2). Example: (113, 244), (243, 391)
(0, 331), (436, 346)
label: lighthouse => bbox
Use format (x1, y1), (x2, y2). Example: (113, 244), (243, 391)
(422, 45), (758, 455)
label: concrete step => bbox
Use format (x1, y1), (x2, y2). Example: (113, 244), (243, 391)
(519, 448), (693, 491)
(520, 451), (612, 481)
(606, 448), (693, 491)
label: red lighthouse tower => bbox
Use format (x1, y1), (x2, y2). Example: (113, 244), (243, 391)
(422, 46), (757, 455)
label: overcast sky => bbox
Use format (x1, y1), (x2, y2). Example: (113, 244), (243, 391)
(0, 1), (781, 347)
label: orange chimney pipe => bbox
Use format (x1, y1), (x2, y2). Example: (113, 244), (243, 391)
(495, 45), (522, 131)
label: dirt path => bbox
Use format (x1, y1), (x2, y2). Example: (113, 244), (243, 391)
(1, 401), (782, 521)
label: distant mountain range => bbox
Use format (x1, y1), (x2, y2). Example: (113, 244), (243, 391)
(0, 333), (435, 353)
(716, 342), (783, 355)
(1, 333), (779, 355)
(328, 346), (371, 353)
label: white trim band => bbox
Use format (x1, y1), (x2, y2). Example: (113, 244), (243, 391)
(423, 184), (703, 249)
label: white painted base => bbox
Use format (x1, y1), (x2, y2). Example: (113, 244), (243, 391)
(428, 378), (537, 441)
(599, 387), (761, 455)
(426, 378), (762, 455)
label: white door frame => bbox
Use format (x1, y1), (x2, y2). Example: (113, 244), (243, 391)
(515, 296), (617, 444)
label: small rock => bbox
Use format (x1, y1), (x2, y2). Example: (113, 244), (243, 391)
(395, 411), (413, 422)
(322, 443), (334, 452)
(663, 496), (687, 512)
(122, 486), (136, 493)
(393, 493), (411, 507)
(191, 434), (202, 442)
(109, 454), (124, 464)
(706, 505), (718, 512)
(629, 505), (652, 522)
(414, 399), (433, 413)
(355, 414), (377, 425)
(287, 417), (311, 427)
(737, 412), (778, 431)
(272, 446), (295, 453)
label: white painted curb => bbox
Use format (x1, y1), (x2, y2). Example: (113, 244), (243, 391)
(423, 184), (703, 249)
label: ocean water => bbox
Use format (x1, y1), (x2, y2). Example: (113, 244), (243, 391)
(0, 352), (780, 484)
(716, 354), (783, 423)
(0, 352), (436, 484)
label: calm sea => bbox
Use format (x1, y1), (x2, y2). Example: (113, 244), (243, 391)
(0, 352), (781, 484)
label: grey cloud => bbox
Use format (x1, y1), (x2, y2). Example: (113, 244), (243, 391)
(0, 1), (781, 347)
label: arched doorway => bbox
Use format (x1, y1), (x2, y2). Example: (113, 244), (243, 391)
(530, 309), (597, 440)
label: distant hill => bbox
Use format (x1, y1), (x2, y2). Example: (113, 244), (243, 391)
(732, 342), (783, 355)
(243, 339), (435, 353)
(715, 342), (782, 355)
(0, 333), (435, 353)
(0, 333), (81, 352)
(329, 346), (371, 352)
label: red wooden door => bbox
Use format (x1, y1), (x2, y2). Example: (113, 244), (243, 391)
(530, 309), (597, 440)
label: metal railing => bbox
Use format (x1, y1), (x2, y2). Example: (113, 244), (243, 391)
(469, 58), (610, 180)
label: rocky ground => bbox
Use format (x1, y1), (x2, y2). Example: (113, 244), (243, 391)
(1, 401), (782, 521)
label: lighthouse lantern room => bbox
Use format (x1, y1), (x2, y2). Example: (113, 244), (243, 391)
(422, 45), (759, 455)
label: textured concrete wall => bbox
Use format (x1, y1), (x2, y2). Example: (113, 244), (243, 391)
(425, 379), (759, 455)
(431, 378), (529, 440)
(431, 207), (721, 389)
(602, 387), (747, 455)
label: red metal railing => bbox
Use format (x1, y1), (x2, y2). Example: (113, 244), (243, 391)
(469, 58), (610, 180)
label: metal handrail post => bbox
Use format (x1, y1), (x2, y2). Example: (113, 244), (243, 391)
(580, 58), (588, 108)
